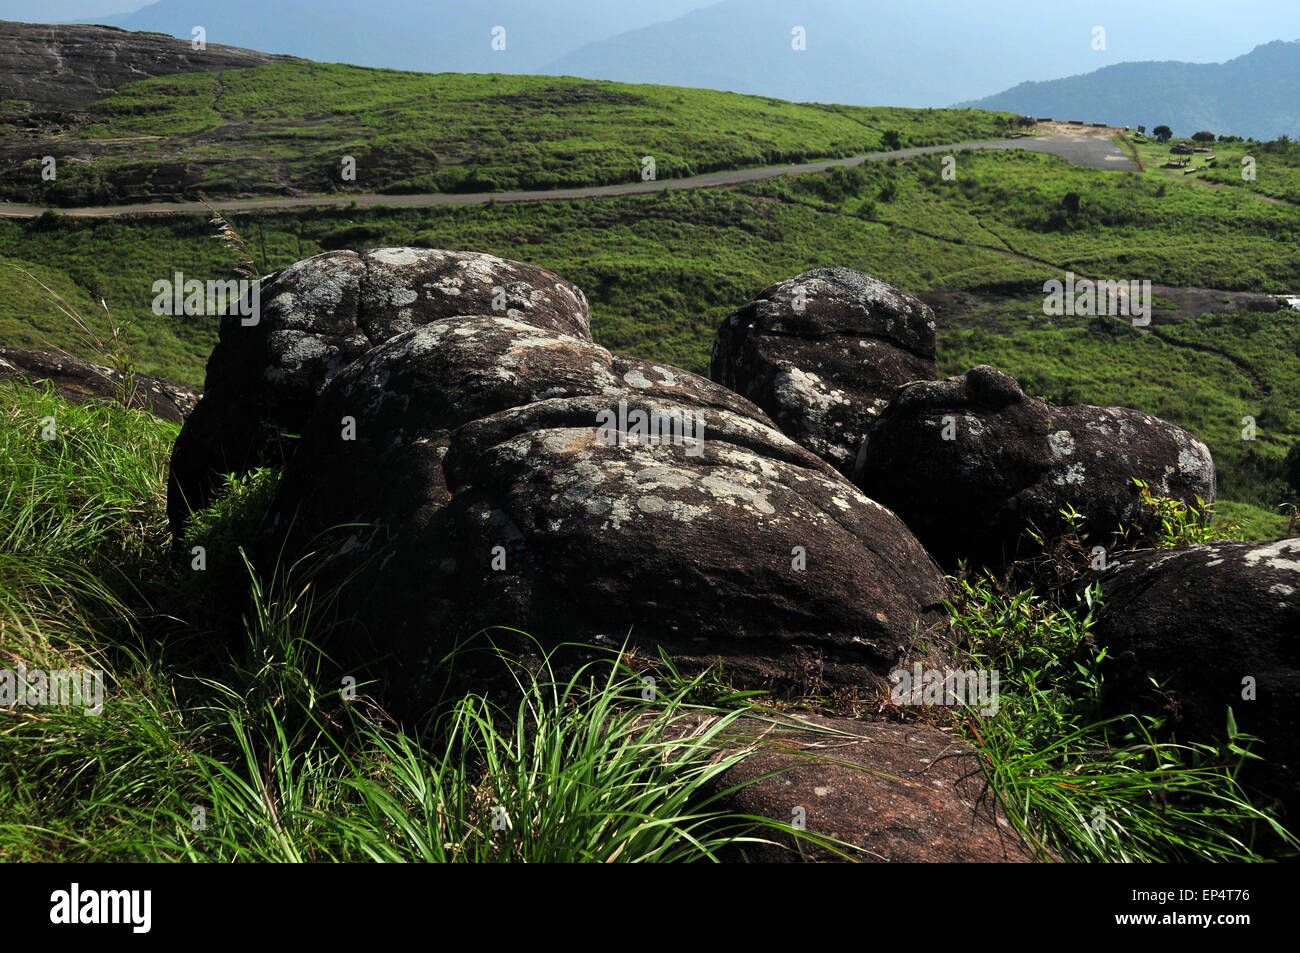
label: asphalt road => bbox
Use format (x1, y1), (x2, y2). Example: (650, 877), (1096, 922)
(0, 134), (1133, 219)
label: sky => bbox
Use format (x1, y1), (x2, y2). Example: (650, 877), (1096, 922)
(0, 0), (140, 17)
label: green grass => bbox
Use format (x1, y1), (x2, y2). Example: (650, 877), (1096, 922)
(0, 379), (853, 862)
(946, 566), (1296, 861)
(1129, 134), (1300, 205)
(0, 62), (1018, 205)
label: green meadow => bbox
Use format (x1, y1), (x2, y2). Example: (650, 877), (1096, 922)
(1, 62), (1017, 204)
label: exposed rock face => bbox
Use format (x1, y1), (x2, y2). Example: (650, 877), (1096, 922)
(0, 22), (297, 113)
(853, 365), (1216, 568)
(166, 247), (592, 536)
(1089, 539), (1300, 818)
(710, 268), (938, 475)
(0, 346), (200, 423)
(170, 248), (956, 703)
(701, 714), (1049, 862)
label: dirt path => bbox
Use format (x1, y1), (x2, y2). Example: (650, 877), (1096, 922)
(0, 133), (1133, 219)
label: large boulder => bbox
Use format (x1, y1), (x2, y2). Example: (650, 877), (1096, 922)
(0, 347), (200, 423)
(1089, 539), (1300, 818)
(166, 247), (592, 536)
(258, 263), (956, 705)
(853, 365), (1216, 568)
(700, 713), (1051, 862)
(709, 268), (938, 475)
(162, 249), (957, 710)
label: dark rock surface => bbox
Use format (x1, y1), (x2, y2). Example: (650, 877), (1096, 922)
(853, 365), (1216, 568)
(166, 247), (592, 536)
(0, 346), (200, 423)
(1089, 539), (1300, 817)
(701, 713), (1050, 862)
(0, 21), (297, 113)
(710, 268), (938, 475)
(169, 248), (956, 703)
(267, 322), (954, 702)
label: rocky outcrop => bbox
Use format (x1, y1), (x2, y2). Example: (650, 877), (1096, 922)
(167, 248), (957, 704)
(701, 713), (1050, 862)
(0, 22), (297, 113)
(853, 365), (1216, 568)
(165, 247), (592, 536)
(710, 268), (938, 475)
(0, 346), (200, 423)
(1089, 539), (1300, 818)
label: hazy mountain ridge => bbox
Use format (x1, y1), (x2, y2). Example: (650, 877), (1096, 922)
(90, 0), (709, 72)
(540, 0), (1300, 111)
(959, 40), (1300, 139)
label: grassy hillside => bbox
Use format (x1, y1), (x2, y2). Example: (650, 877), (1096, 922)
(0, 62), (1017, 205)
(1130, 134), (1300, 205)
(3, 138), (1296, 529)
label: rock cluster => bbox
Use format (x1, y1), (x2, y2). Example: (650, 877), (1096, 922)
(852, 365), (1216, 568)
(710, 268), (938, 475)
(169, 249), (955, 703)
(167, 249), (1289, 857)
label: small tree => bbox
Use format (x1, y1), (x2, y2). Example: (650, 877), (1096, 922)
(1153, 125), (1173, 142)
(1061, 191), (1082, 215)
(882, 129), (902, 151)
(1192, 130), (1216, 143)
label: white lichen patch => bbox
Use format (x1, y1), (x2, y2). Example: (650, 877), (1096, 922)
(698, 474), (776, 514)
(1047, 430), (1075, 458)
(1242, 540), (1300, 574)
(623, 368), (654, 389)
(1052, 462), (1086, 487)
(369, 248), (424, 267)
(1177, 445), (1214, 484)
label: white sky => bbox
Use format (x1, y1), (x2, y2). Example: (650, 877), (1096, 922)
(0, 2), (146, 19)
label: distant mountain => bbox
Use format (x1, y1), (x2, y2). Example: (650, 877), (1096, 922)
(88, 0), (709, 73)
(959, 41), (1300, 140)
(541, 0), (1300, 108)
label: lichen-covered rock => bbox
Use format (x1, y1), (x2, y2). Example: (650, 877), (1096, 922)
(0, 346), (200, 423)
(264, 287), (956, 705)
(1089, 539), (1300, 819)
(698, 713), (1050, 862)
(166, 248), (592, 536)
(709, 268), (938, 475)
(853, 365), (1216, 568)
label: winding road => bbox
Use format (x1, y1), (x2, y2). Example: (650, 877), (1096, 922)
(0, 133), (1133, 219)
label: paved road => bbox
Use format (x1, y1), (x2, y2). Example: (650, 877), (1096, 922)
(0, 134), (1132, 219)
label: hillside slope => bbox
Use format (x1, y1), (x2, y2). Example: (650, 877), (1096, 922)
(0, 33), (1014, 206)
(0, 20), (299, 112)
